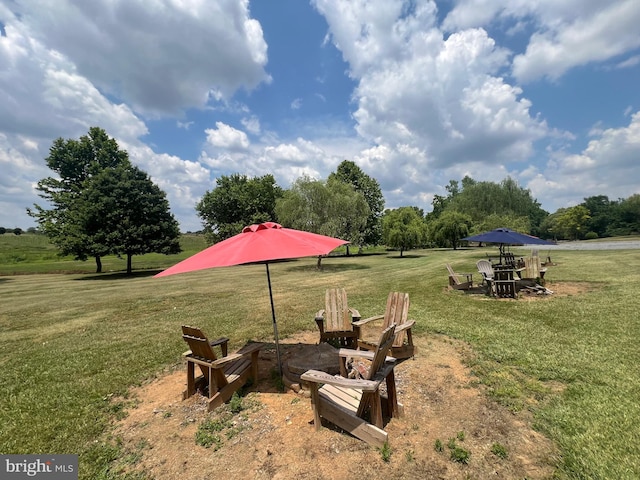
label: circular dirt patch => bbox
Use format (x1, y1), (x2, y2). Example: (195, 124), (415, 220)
(111, 332), (558, 479)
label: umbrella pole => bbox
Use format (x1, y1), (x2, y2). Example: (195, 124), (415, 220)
(265, 263), (282, 376)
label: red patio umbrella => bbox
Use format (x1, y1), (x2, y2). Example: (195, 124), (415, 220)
(155, 222), (349, 374)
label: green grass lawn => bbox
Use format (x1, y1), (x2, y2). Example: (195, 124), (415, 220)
(1, 242), (639, 479)
(0, 233), (207, 275)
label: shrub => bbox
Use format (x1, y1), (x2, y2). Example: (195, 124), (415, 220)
(450, 446), (470, 464)
(491, 442), (508, 459)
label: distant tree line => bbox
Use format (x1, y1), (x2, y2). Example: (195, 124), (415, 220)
(0, 227), (24, 235)
(539, 195), (640, 240)
(26, 127), (640, 270)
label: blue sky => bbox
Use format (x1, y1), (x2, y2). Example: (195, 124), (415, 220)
(1, 0), (639, 232)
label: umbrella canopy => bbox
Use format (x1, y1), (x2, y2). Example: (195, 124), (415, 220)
(462, 227), (555, 248)
(462, 227), (555, 258)
(155, 222), (349, 374)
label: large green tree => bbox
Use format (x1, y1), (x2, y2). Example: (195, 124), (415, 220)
(543, 206), (591, 240)
(471, 213), (531, 237)
(81, 164), (181, 274)
(429, 210), (473, 249)
(429, 179), (465, 219)
(323, 179), (370, 253)
(582, 195), (615, 237)
(329, 160), (384, 246)
(196, 173), (283, 243)
(275, 176), (369, 243)
(616, 194), (640, 235)
(28, 127), (131, 272)
(275, 176), (368, 265)
(382, 207), (427, 257)
(435, 176), (548, 235)
(275, 176), (330, 234)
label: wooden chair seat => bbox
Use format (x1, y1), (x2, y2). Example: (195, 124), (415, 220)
(182, 325), (261, 411)
(301, 324), (402, 447)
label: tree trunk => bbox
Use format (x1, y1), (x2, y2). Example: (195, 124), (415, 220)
(317, 255), (322, 269)
(127, 253), (133, 275)
(95, 255), (102, 273)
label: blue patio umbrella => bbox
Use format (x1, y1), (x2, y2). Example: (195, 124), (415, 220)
(462, 227), (555, 255)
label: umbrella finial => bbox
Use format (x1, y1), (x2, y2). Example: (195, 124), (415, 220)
(242, 222), (282, 233)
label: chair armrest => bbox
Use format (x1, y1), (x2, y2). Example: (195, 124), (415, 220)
(209, 337), (230, 356)
(314, 309), (325, 321)
(395, 320), (415, 333)
(352, 314), (384, 327)
(187, 343), (262, 368)
(337, 348), (395, 364)
(209, 337), (229, 348)
(210, 353), (244, 367)
(236, 342), (263, 355)
(348, 307), (361, 321)
(300, 369), (380, 392)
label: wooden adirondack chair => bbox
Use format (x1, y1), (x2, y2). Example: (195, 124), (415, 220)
(523, 255), (547, 280)
(446, 264), (474, 290)
(301, 324), (402, 447)
(492, 267), (517, 298)
(353, 292), (415, 360)
(181, 325), (261, 411)
(315, 288), (361, 347)
(502, 252), (521, 268)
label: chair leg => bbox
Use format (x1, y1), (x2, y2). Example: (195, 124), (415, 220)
(185, 360), (196, 398)
(384, 370), (400, 418)
(308, 383), (322, 430)
(368, 392), (383, 429)
(208, 366), (215, 398)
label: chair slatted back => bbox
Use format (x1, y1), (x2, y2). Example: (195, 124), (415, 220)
(383, 292), (410, 348)
(524, 255), (543, 279)
(182, 325), (217, 361)
(446, 264), (463, 287)
(366, 324), (396, 380)
(476, 259), (494, 280)
(325, 288), (351, 333)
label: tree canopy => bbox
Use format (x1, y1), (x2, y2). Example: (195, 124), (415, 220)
(431, 176), (547, 236)
(275, 176), (369, 251)
(329, 160), (384, 246)
(382, 206), (427, 257)
(81, 164), (181, 273)
(196, 173), (282, 243)
(429, 210), (472, 249)
(28, 127), (181, 273)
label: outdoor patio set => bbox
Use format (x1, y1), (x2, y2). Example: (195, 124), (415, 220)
(447, 228), (556, 298)
(157, 223), (555, 447)
(447, 250), (552, 298)
(180, 289), (416, 448)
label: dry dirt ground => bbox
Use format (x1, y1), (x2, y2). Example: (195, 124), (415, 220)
(110, 283), (586, 479)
